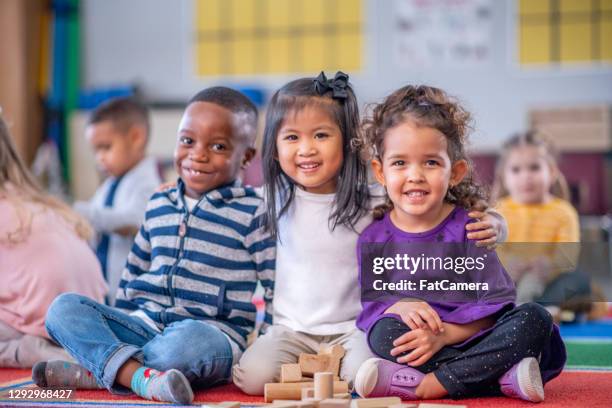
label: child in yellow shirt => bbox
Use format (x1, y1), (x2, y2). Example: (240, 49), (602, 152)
(492, 131), (591, 319)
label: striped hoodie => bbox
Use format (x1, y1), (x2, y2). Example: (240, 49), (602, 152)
(115, 179), (275, 351)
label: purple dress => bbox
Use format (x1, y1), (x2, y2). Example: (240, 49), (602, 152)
(356, 207), (566, 383)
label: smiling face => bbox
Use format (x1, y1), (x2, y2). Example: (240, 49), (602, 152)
(372, 120), (467, 231)
(503, 145), (554, 205)
(276, 104), (344, 194)
(174, 102), (254, 198)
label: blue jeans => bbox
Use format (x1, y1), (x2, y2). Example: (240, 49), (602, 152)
(45, 293), (233, 394)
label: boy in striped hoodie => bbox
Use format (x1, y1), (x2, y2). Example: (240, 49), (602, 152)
(33, 87), (275, 405)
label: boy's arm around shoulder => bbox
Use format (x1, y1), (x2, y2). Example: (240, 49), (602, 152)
(244, 199), (275, 333)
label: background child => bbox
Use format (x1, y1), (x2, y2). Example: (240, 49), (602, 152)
(33, 87), (275, 405)
(233, 72), (506, 394)
(73, 97), (161, 305)
(0, 114), (107, 368)
(353, 85), (565, 403)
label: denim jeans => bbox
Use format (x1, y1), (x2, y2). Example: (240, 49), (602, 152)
(45, 293), (233, 394)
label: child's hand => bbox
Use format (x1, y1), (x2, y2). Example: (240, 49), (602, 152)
(114, 225), (139, 237)
(155, 181), (176, 193)
(391, 327), (446, 367)
(466, 210), (506, 248)
(385, 300), (444, 334)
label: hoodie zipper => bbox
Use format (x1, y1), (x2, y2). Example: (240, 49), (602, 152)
(166, 212), (188, 308)
(166, 193), (203, 309)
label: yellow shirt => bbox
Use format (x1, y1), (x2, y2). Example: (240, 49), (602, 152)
(495, 197), (580, 279)
(496, 197), (580, 243)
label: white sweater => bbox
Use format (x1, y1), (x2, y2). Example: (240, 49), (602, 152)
(272, 186), (383, 335)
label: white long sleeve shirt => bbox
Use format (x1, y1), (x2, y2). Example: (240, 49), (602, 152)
(74, 156), (161, 304)
(272, 186), (383, 335)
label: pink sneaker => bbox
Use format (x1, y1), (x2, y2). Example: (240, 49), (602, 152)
(499, 357), (544, 402)
(354, 358), (425, 399)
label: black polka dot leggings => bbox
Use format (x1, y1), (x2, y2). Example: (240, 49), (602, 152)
(368, 303), (561, 399)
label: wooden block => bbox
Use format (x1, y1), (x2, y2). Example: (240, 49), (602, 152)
(200, 404), (241, 408)
(281, 364), (303, 383)
(299, 353), (332, 376)
(417, 404), (467, 408)
(333, 393), (351, 399)
(350, 397), (402, 408)
(319, 398), (351, 408)
(273, 400), (316, 408)
(388, 404), (418, 408)
(314, 372), (334, 400)
(265, 381), (348, 403)
(301, 387), (315, 400)
(318, 345), (345, 377)
(218, 403), (241, 408)
(318, 344), (346, 359)
(271, 402), (299, 408)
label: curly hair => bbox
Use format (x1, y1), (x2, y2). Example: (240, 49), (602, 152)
(361, 85), (488, 220)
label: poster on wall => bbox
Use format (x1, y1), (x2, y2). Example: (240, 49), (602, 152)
(393, 0), (493, 68)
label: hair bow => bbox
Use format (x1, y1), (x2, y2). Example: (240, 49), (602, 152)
(313, 71), (349, 100)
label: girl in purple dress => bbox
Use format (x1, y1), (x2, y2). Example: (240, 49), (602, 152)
(354, 85), (565, 403)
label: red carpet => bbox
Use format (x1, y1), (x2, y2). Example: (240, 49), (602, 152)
(1, 368), (611, 407)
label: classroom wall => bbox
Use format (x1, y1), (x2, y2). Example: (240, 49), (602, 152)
(81, 0), (612, 152)
(0, 0), (44, 164)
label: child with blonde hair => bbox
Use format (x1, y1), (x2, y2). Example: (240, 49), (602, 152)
(493, 131), (594, 318)
(0, 114), (107, 367)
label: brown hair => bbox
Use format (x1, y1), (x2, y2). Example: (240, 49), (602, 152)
(361, 85), (488, 220)
(491, 130), (570, 203)
(88, 97), (150, 137)
(0, 114), (92, 244)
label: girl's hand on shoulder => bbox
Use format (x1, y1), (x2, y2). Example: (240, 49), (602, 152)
(155, 181), (176, 193)
(390, 327), (445, 367)
(466, 209), (507, 249)
(385, 299), (444, 334)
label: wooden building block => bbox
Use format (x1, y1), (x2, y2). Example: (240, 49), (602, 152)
(417, 404), (466, 408)
(319, 398), (351, 408)
(273, 400), (316, 408)
(333, 393), (351, 399)
(218, 403), (241, 408)
(200, 403), (240, 408)
(281, 364), (303, 383)
(350, 397), (402, 408)
(314, 372), (334, 400)
(299, 353), (332, 376)
(318, 345), (345, 377)
(388, 404), (417, 408)
(319, 344), (346, 359)
(264, 381), (349, 403)
(301, 387), (315, 400)
(272, 401), (315, 408)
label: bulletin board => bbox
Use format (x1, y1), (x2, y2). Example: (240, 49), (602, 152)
(194, 0), (363, 76)
(392, 0), (493, 68)
(517, 0), (612, 66)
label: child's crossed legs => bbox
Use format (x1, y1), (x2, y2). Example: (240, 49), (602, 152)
(233, 324), (375, 395)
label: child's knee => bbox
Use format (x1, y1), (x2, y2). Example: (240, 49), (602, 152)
(45, 293), (87, 332)
(515, 303), (553, 339)
(232, 351), (277, 395)
(368, 317), (409, 359)
(145, 320), (233, 379)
